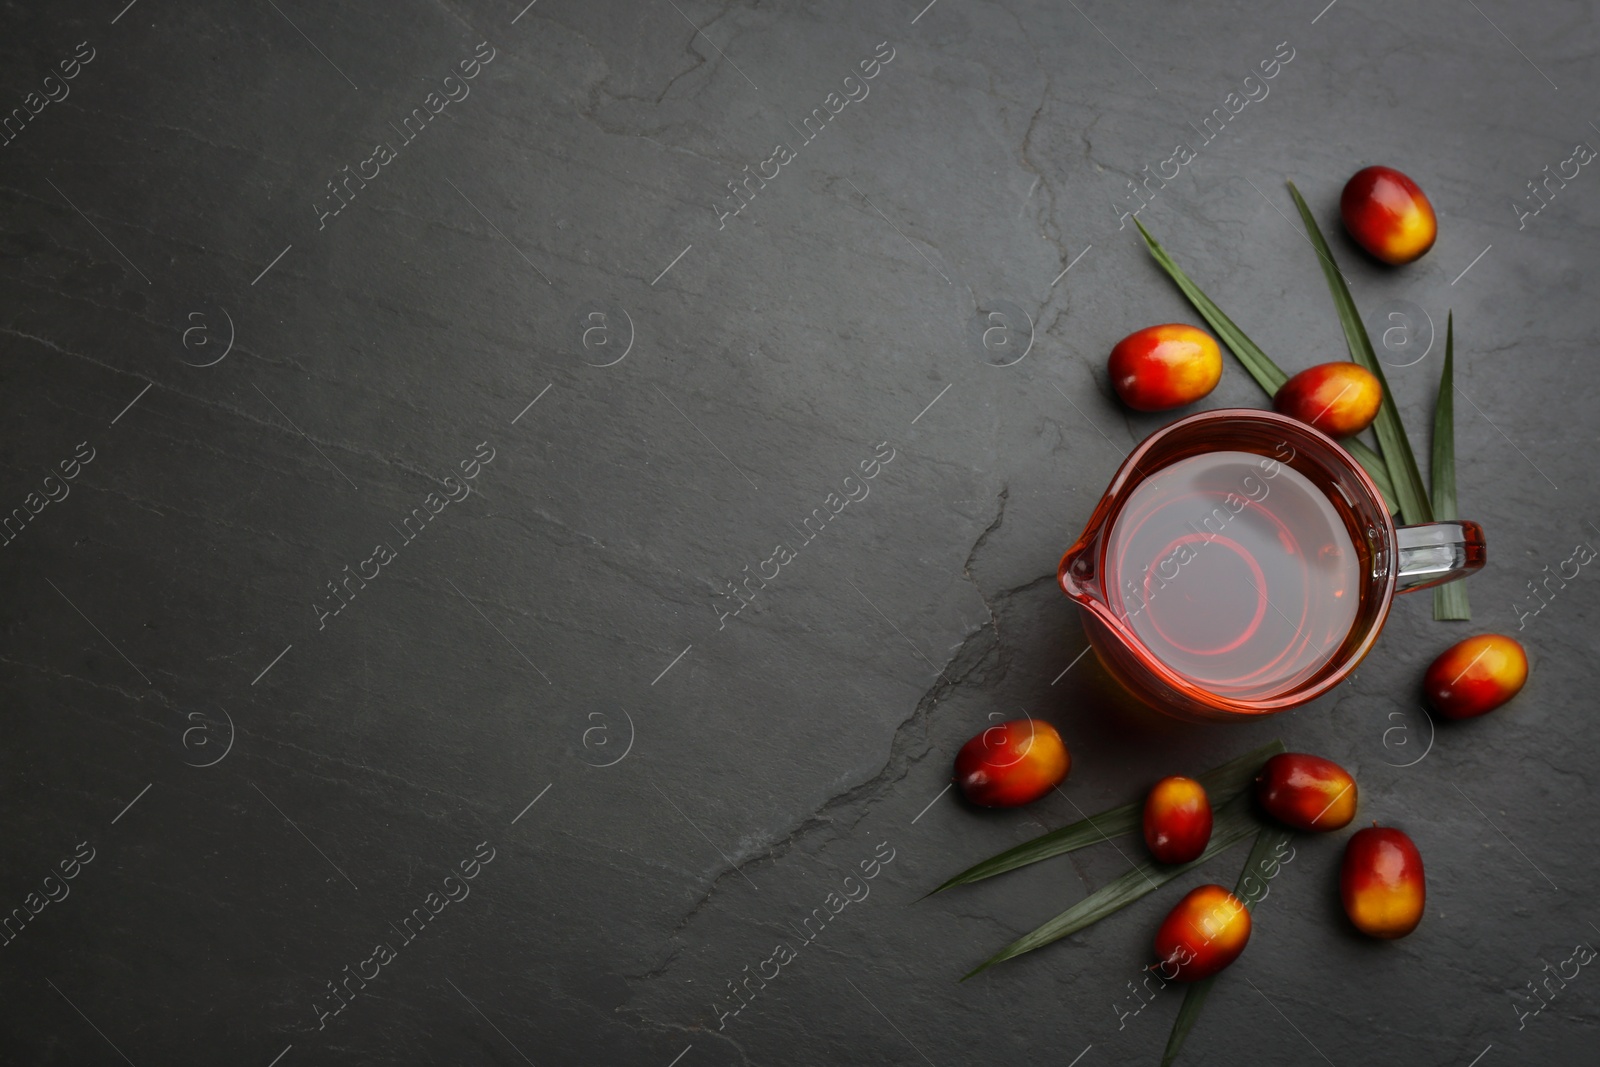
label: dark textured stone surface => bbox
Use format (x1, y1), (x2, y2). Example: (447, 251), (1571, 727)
(2, 1), (1597, 1064)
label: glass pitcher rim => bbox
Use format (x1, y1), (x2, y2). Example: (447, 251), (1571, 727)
(1057, 407), (1399, 716)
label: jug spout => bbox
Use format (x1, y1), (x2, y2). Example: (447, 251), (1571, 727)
(1057, 534), (1102, 605)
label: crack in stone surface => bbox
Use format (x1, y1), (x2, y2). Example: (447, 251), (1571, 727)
(639, 483), (1015, 949)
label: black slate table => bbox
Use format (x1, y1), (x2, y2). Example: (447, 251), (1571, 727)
(3, 1), (1597, 1064)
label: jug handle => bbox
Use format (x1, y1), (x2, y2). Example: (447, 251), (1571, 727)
(1395, 520), (1486, 594)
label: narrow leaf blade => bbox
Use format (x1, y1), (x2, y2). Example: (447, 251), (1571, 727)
(1161, 978), (1216, 1067)
(929, 740), (1284, 895)
(1160, 823), (1294, 1065)
(1432, 312), (1471, 620)
(1284, 181), (1432, 525)
(1231, 825), (1296, 911)
(961, 798), (1259, 979)
(1133, 219), (1289, 394)
(1133, 217), (1399, 515)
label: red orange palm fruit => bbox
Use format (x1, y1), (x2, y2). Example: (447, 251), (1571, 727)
(1108, 324), (1223, 411)
(1273, 362), (1382, 437)
(1153, 884), (1252, 981)
(1143, 776), (1213, 864)
(1254, 753), (1358, 832)
(1341, 166), (1437, 265)
(953, 719), (1070, 807)
(1341, 826), (1425, 938)
(1424, 634), (1529, 720)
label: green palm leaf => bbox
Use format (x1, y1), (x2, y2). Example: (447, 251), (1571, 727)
(1133, 218), (1287, 394)
(1160, 822), (1295, 1065)
(961, 795), (1260, 979)
(929, 740), (1283, 895)
(1431, 313), (1470, 620)
(1284, 181), (1432, 525)
(1131, 218), (1399, 513)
